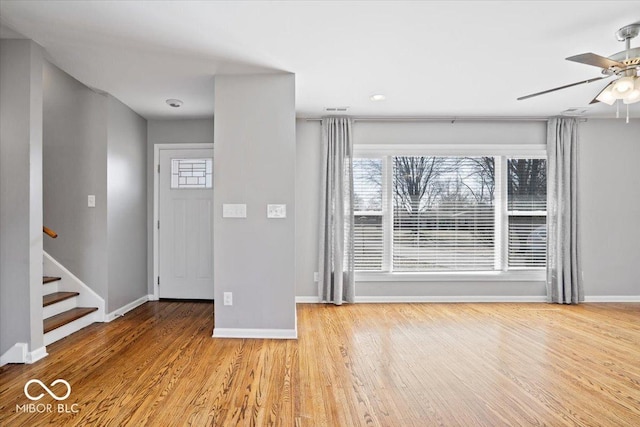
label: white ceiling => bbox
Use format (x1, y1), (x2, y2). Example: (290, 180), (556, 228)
(1, 1), (639, 120)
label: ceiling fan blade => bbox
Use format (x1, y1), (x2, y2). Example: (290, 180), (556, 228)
(589, 81), (614, 104)
(566, 53), (625, 69)
(517, 76), (609, 101)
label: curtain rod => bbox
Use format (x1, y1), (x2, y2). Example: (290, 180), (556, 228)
(302, 116), (587, 123)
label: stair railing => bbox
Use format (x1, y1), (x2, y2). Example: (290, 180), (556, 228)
(43, 226), (58, 239)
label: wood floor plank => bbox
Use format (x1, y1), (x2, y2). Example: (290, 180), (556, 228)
(1, 301), (639, 426)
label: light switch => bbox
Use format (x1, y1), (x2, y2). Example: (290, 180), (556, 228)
(223, 292), (233, 306)
(88, 195), (96, 208)
(267, 204), (286, 218)
(222, 204), (247, 218)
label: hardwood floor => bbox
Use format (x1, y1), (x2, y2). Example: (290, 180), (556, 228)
(1, 302), (639, 426)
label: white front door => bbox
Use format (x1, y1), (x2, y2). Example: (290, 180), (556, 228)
(158, 148), (214, 299)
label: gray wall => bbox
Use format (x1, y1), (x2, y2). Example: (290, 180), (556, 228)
(146, 119), (214, 294)
(579, 119), (640, 297)
(0, 39), (44, 355)
(295, 120), (322, 299)
(43, 61), (148, 312)
(297, 118), (640, 299)
(213, 74), (296, 332)
(107, 96), (148, 311)
(43, 61), (109, 301)
(296, 119), (548, 299)
(353, 120), (546, 145)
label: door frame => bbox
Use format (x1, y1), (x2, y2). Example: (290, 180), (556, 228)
(152, 143), (214, 300)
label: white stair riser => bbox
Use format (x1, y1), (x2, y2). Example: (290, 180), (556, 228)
(42, 282), (59, 295)
(44, 311), (100, 346)
(43, 296), (78, 319)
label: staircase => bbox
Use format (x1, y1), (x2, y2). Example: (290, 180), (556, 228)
(42, 227), (104, 346)
(42, 274), (102, 346)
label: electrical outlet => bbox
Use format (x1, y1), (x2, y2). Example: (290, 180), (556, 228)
(314, 272), (319, 282)
(267, 204), (286, 218)
(223, 292), (233, 306)
(88, 195), (96, 208)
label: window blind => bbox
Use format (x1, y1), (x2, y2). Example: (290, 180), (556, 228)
(392, 157), (495, 271)
(351, 153), (547, 274)
(507, 158), (547, 268)
(353, 159), (383, 271)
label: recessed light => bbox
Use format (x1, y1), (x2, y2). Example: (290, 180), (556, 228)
(166, 99), (183, 108)
(370, 94), (386, 101)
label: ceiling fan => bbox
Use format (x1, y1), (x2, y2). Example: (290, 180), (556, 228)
(518, 23), (640, 119)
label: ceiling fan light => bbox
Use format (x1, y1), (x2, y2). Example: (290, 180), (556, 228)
(622, 77), (640, 104)
(595, 84), (616, 105)
(623, 94), (640, 104)
(612, 76), (634, 94)
(623, 89), (640, 104)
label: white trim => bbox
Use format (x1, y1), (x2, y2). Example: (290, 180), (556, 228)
(354, 295), (547, 303)
(354, 144), (547, 157)
(44, 251), (105, 321)
(584, 296), (640, 302)
(356, 270), (546, 282)
(296, 296), (322, 303)
(0, 343), (28, 366)
(295, 295), (548, 303)
(153, 143), (214, 301)
(212, 328), (298, 339)
(26, 346), (48, 364)
(495, 156), (507, 270)
(105, 295), (151, 322)
(382, 157), (393, 270)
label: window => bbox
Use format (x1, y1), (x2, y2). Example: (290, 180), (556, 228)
(507, 158), (547, 268)
(171, 158), (213, 189)
(352, 150), (546, 275)
(392, 156), (495, 271)
(353, 158), (384, 270)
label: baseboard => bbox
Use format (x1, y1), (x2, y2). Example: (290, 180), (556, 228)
(0, 343), (28, 366)
(212, 328), (298, 339)
(355, 295), (547, 303)
(296, 296), (322, 303)
(584, 296), (640, 302)
(26, 346), (48, 364)
(298, 295), (640, 303)
(105, 295), (151, 322)
(0, 343), (49, 366)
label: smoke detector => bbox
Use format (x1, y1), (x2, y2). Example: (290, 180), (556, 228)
(166, 99), (183, 108)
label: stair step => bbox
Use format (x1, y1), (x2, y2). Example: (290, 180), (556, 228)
(43, 291), (79, 307)
(44, 307), (98, 333)
(43, 276), (62, 284)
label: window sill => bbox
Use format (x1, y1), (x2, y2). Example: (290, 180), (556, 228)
(355, 270), (546, 282)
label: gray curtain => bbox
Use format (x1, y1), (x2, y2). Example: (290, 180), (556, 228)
(546, 117), (583, 304)
(318, 117), (355, 305)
